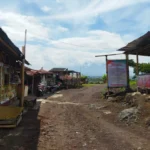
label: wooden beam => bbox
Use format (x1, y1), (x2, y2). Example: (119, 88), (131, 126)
(95, 53), (124, 57)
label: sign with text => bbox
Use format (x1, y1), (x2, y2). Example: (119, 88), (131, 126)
(107, 60), (127, 88)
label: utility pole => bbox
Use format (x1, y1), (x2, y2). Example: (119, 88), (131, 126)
(80, 66), (81, 76)
(20, 29), (27, 107)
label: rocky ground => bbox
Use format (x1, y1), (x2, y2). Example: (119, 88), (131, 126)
(1, 85), (150, 150)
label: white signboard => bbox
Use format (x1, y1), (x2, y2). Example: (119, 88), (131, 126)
(107, 60), (127, 88)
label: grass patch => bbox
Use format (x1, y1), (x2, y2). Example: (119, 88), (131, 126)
(130, 80), (137, 90)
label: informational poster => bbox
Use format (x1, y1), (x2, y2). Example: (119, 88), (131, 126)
(107, 60), (127, 88)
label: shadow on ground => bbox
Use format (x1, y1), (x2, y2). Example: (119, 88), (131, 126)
(0, 102), (41, 150)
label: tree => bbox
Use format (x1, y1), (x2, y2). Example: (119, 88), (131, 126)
(81, 75), (88, 83)
(102, 74), (107, 83)
(128, 59), (136, 67)
(128, 59), (150, 74)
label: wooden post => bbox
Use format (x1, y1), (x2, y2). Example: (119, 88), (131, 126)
(136, 53), (139, 76)
(125, 54), (130, 90)
(20, 29), (27, 107)
(20, 46), (25, 106)
(136, 53), (139, 92)
(32, 75), (34, 95)
(106, 55), (109, 93)
(66, 69), (68, 89)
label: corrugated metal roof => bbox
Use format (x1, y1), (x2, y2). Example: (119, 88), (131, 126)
(25, 67), (52, 76)
(38, 68), (52, 74)
(0, 28), (30, 64)
(118, 31), (150, 56)
(68, 70), (79, 73)
(50, 68), (68, 72)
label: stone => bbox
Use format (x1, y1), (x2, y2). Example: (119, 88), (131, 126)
(83, 142), (87, 147)
(118, 107), (139, 122)
(107, 97), (115, 102)
(103, 110), (112, 115)
(132, 92), (141, 96)
(76, 131), (79, 134)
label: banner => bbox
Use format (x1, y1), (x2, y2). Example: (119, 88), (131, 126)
(107, 60), (127, 88)
(137, 74), (150, 88)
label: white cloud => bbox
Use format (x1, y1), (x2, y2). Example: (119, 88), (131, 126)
(51, 30), (125, 51)
(24, 30), (126, 70)
(25, 44), (103, 70)
(0, 9), (127, 70)
(57, 26), (69, 32)
(0, 11), (51, 42)
(43, 0), (150, 25)
(41, 6), (51, 12)
(0, 0), (149, 75)
(56, 0), (61, 3)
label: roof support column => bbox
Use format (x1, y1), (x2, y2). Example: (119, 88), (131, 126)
(32, 75), (34, 95)
(125, 54), (130, 90)
(136, 53), (139, 76)
(105, 55), (109, 93)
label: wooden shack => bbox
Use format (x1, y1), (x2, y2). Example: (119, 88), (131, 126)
(0, 28), (29, 106)
(0, 28), (29, 127)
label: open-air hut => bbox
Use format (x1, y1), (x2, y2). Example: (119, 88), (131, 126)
(118, 31), (150, 92)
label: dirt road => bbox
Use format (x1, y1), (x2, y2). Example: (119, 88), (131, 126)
(1, 85), (150, 150)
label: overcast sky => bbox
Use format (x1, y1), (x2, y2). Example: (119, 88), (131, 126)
(0, 0), (150, 76)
